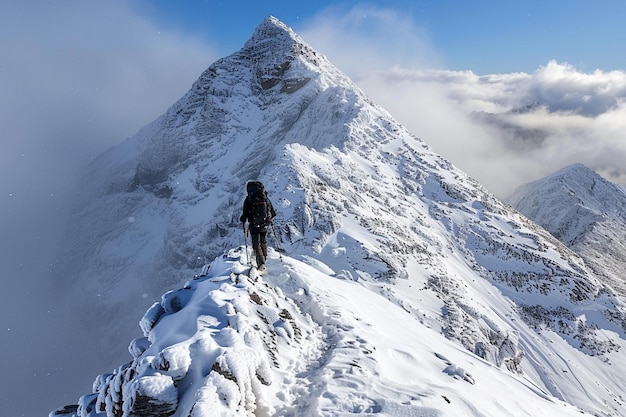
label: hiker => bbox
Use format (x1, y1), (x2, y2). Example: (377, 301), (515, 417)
(240, 181), (276, 271)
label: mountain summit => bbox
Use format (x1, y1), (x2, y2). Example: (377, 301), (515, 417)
(54, 17), (626, 416)
(58, 14), (429, 358)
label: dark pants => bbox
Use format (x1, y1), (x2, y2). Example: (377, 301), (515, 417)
(251, 228), (268, 267)
(251, 230), (268, 247)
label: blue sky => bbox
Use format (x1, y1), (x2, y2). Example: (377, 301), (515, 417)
(135, 0), (626, 74)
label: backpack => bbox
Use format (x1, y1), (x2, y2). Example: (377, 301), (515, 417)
(250, 194), (269, 226)
(246, 181), (269, 226)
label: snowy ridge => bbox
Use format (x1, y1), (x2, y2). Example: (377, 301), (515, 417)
(53, 248), (599, 417)
(507, 163), (626, 295)
(54, 17), (626, 416)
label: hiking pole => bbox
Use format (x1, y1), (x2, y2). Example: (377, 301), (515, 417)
(242, 223), (250, 266)
(270, 221), (284, 261)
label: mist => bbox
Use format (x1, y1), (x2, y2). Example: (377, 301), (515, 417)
(0, 1), (215, 415)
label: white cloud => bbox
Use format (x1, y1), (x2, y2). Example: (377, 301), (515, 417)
(299, 5), (444, 77)
(1, 1), (215, 168)
(1, 0), (217, 253)
(527, 61), (626, 116)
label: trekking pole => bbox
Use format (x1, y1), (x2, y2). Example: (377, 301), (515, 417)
(270, 221), (284, 261)
(242, 223), (250, 266)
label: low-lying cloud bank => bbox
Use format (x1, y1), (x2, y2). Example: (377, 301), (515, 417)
(363, 61), (626, 196)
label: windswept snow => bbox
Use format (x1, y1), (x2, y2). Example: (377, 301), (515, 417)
(54, 248), (606, 417)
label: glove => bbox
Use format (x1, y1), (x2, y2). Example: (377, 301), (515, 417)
(240, 215), (246, 223)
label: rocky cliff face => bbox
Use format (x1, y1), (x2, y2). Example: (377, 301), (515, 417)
(52, 17), (626, 417)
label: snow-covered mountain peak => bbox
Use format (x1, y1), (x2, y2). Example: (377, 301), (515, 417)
(508, 163), (626, 296)
(56, 15), (420, 374)
(507, 163), (626, 242)
(246, 15), (292, 43)
(60, 15), (418, 302)
(535, 162), (625, 209)
(53, 18), (626, 417)
(243, 16), (305, 57)
(242, 16), (328, 72)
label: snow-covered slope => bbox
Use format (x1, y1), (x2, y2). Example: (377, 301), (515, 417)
(507, 163), (626, 295)
(54, 17), (626, 416)
(51, 249), (602, 417)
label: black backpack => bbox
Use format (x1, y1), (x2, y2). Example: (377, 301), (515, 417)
(247, 181), (269, 226)
(250, 195), (269, 226)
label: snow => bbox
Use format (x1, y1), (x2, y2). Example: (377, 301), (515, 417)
(55, 247), (615, 417)
(50, 16), (626, 417)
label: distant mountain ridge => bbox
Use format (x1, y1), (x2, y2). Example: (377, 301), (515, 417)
(53, 17), (626, 416)
(507, 163), (626, 295)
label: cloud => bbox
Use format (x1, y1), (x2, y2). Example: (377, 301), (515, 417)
(299, 5), (444, 76)
(479, 63), (626, 193)
(296, 5), (626, 196)
(1, 1), (217, 242)
(297, 5), (626, 197)
(1, 1), (215, 172)
(0, 2), (215, 416)
(527, 61), (626, 116)
(376, 62), (626, 196)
